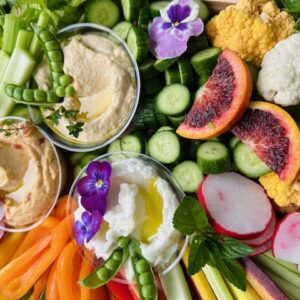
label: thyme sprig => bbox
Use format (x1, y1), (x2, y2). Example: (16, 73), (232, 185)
(46, 106), (84, 138)
(0, 121), (32, 137)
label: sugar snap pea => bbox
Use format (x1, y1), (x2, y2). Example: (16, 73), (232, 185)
(5, 83), (61, 106)
(80, 237), (130, 289)
(129, 240), (158, 300)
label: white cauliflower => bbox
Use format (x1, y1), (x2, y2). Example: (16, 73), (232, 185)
(257, 33), (300, 106)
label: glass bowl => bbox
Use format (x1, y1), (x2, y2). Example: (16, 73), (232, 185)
(67, 152), (188, 283)
(29, 23), (140, 152)
(0, 116), (62, 232)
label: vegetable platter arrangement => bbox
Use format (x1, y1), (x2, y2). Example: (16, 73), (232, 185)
(1, 0), (300, 299)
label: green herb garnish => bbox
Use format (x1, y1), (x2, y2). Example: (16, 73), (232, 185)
(173, 196), (253, 291)
(0, 121), (31, 137)
(46, 106), (84, 138)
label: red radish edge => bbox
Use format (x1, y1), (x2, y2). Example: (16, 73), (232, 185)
(197, 173), (273, 239)
(249, 240), (272, 257)
(272, 212), (300, 265)
(241, 210), (277, 247)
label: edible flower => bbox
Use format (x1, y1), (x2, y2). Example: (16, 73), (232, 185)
(75, 161), (112, 245)
(77, 161), (111, 199)
(148, 0), (204, 59)
(74, 210), (102, 245)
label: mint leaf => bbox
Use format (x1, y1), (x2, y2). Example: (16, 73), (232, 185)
(220, 237), (253, 259)
(212, 256), (247, 291)
(173, 196), (208, 235)
(188, 235), (210, 275)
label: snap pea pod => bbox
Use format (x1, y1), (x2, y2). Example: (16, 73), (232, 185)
(5, 83), (61, 106)
(31, 24), (75, 96)
(80, 237), (130, 289)
(129, 240), (158, 300)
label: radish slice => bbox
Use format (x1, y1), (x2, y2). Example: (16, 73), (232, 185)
(0, 220), (4, 241)
(249, 240), (272, 256)
(272, 212), (300, 265)
(0, 199), (4, 221)
(197, 172), (272, 239)
(241, 210), (277, 247)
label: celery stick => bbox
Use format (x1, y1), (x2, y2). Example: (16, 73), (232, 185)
(253, 255), (300, 289)
(203, 265), (234, 300)
(159, 263), (192, 300)
(260, 266), (300, 300)
(29, 12), (50, 57)
(0, 51), (10, 82)
(0, 48), (35, 117)
(15, 30), (33, 51)
(264, 252), (299, 274)
(2, 14), (26, 55)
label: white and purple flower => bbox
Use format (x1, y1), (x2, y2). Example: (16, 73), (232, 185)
(148, 0), (204, 59)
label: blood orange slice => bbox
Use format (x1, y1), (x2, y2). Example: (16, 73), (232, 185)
(232, 101), (300, 184)
(177, 48), (252, 139)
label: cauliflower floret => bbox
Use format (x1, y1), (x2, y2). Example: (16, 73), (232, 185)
(206, 0), (295, 65)
(257, 34), (300, 106)
(259, 172), (300, 212)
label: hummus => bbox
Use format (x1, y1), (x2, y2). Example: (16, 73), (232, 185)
(74, 158), (182, 281)
(34, 33), (137, 144)
(0, 121), (60, 227)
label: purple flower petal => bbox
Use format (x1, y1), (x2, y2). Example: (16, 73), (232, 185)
(86, 161), (112, 181)
(167, 4), (191, 23)
(74, 220), (87, 245)
(90, 210), (102, 232)
(149, 17), (169, 41)
(185, 18), (204, 37)
(81, 195), (107, 215)
(77, 176), (97, 197)
(81, 211), (92, 226)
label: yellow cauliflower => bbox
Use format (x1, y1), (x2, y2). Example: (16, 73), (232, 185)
(259, 172), (300, 211)
(206, 0), (295, 65)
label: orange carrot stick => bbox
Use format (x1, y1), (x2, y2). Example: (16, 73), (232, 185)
(79, 249), (94, 300)
(46, 260), (60, 300)
(1, 218), (70, 299)
(52, 196), (69, 220)
(12, 217), (59, 260)
(56, 240), (81, 300)
(0, 235), (51, 290)
(30, 270), (50, 300)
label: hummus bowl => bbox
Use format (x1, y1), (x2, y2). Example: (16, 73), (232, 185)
(31, 23), (140, 152)
(67, 152), (188, 283)
(0, 117), (62, 232)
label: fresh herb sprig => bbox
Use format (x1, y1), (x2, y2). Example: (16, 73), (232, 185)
(173, 196), (253, 291)
(0, 121), (31, 137)
(46, 106), (84, 138)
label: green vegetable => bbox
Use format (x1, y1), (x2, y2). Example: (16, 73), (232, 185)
(112, 21), (133, 40)
(129, 240), (158, 300)
(80, 237), (130, 288)
(127, 26), (148, 63)
(121, 0), (141, 21)
(173, 196), (252, 291)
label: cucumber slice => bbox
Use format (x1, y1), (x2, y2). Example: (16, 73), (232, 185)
(165, 65), (181, 85)
(172, 161), (203, 193)
(156, 84), (190, 116)
(198, 74), (210, 86)
(70, 152), (86, 166)
(120, 132), (146, 153)
(157, 126), (174, 132)
(189, 140), (202, 160)
(133, 108), (146, 130)
(139, 57), (159, 80)
(154, 58), (177, 72)
(194, 0), (210, 22)
(153, 103), (169, 126)
(191, 47), (221, 76)
(233, 142), (271, 178)
(112, 21), (133, 40)
(84, 0), (120, 28)
(80, 154), (98, 168)
(186, 34), (209, 56)
(149, 1), (169, 18)
(168, 115), (185, 127)
(178, 58), (193, 85)
(127, 27), (148, 63)
(197, 141), (231, 174)
(74, 165), (82, 178)
(121, 0), (141, 21)
(107, 138), (126, 161)
(229, 136), (240, 150)
(11, 104), (43, 124)
(148, 130), (181, 164)
(143, 102), (157, 129)
(138, 4), (150, 30)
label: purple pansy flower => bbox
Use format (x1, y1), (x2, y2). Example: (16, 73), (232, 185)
(74, 210), (102, 245)
(148, 0), (204, 59)
(77, 161), (111, 212)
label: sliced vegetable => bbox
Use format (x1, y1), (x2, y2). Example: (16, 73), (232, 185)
(154, 58), (177, 72)
(127, 26), (148, 63)
(149, 1), (169, 18)
(113, 21), (133, 41)
(120, 132), (146, 153)
(121, 0), (141, 21)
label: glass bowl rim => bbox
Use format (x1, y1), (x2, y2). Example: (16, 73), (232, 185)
(67, 151), (189, 281)
(0, 116), (62, 232)
(29, 22), (141, 153)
